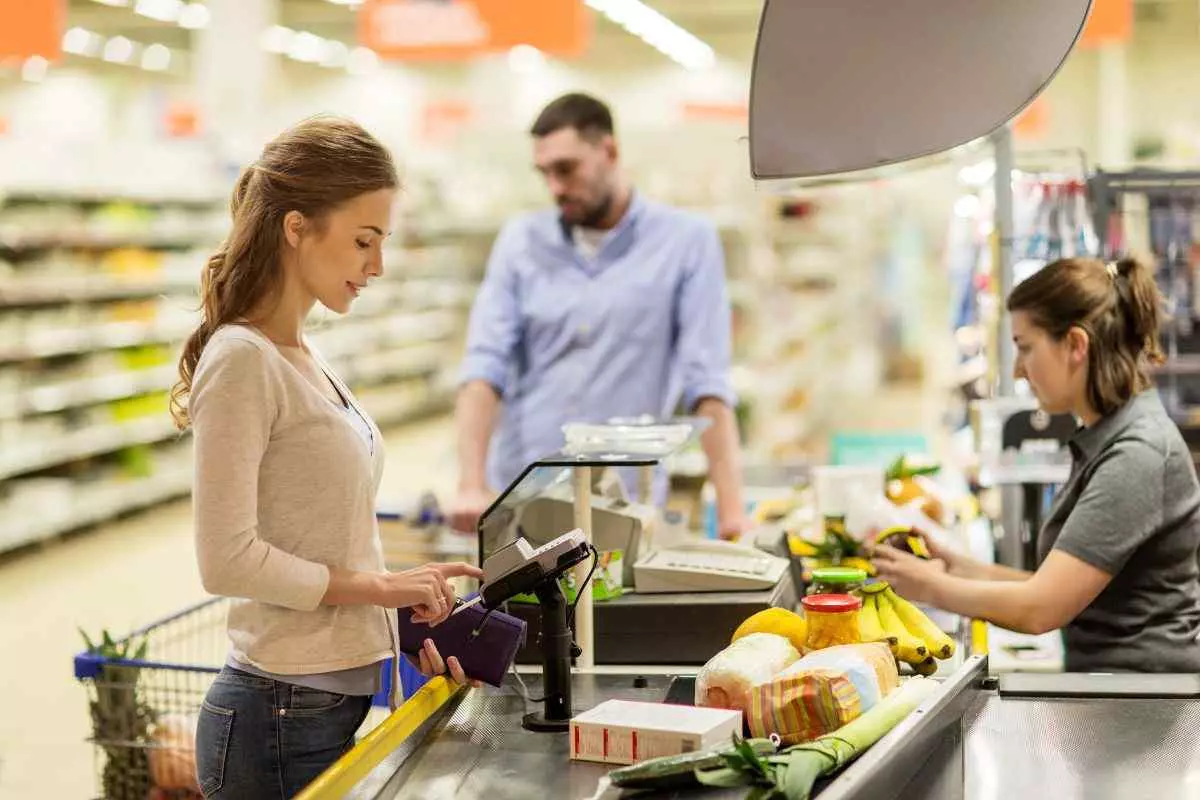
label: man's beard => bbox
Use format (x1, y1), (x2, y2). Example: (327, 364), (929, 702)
(569, 192), (613, 228)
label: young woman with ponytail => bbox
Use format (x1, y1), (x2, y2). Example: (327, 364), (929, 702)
(179, 117), (481, 799)
(876, 256), (1200, 673)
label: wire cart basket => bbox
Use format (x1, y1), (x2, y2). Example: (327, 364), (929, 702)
(71, 506), (474, 799)
(73, 598), (431, 800)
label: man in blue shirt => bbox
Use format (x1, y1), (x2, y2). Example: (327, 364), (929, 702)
(450, 93), (747, 540)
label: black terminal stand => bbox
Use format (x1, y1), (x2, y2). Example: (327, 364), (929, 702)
(522, 579), (574, 732)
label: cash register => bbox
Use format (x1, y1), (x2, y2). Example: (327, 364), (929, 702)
(478, 449), (796, 666)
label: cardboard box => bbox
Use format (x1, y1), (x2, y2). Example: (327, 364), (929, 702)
(569, 700), (741, 765)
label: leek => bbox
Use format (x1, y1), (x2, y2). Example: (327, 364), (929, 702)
(766, 676), (941, 800)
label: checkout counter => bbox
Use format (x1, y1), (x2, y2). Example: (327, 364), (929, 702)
(319, 446), (1200, 799)
(301, 625), (1200, 800)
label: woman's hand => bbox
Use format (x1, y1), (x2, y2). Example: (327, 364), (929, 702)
(376, 562), (483, 626)
(407, 639), (483, 688)
(871, 544), (948, 605)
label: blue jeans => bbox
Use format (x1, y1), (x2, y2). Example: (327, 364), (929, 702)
(195, 666), (371, 799)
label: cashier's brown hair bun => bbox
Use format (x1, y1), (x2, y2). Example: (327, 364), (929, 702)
(1006, 256), (1165, 417)
(170, 116), (398, 428)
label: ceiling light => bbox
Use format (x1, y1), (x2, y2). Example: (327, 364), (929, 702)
(287, 31), (326, 63)
(347, 46), (379, 76)
(178, 3), (211, 30)
(21, 56), (49, 83)
(321, 40), (350, 69)
(103, 36), (137, 64)
(584, 0), (714, 70)
(261, 25), (296, 54)
(326, 0), (363, 6)
(135, 0), (183, 23)
(508, 44), (545, 75)
(91, 0), (131, 7)
(141, 43), (172, 71)
(63, 27), (103, 58)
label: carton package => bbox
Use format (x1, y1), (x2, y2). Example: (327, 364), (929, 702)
(569, 700), (741, 766)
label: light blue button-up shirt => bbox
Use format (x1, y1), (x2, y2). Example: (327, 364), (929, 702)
(459, 193), (736, 495)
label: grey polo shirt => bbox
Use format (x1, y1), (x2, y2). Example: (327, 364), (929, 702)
(1038, 389), (1200, 672)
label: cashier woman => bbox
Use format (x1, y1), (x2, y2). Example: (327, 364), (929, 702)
(876, 256), (1200, 673)
(448, 92), (749, 538)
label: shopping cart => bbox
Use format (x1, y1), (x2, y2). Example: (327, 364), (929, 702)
(73, 597), (431, 800)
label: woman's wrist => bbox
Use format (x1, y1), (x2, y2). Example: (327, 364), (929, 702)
(323, 567), (386, 606)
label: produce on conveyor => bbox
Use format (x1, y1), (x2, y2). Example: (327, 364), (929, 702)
(860, 581), (956, 671)
(695, 633), (801, 713)
(609, 677), (940, 799)
(605, 738), (778, 792)
(731, 607), (808, 652)
(746, 642), (899, 744)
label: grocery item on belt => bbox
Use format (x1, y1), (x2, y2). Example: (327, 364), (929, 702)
(695, 633), (801, 713)
(730, 607), (807, 652)
(860, 581), (955, 672)
(802, 593), (862, 650)
(746, 641), (898, 745)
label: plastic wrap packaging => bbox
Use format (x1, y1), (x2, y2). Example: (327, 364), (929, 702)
(695, 633), (801, 713)
(747, 642), (899, 745)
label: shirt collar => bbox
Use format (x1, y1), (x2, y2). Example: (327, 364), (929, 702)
(558, 190), (645, 247)
(1068, 389), (1159, 463)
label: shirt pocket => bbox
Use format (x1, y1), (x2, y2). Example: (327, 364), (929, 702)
(520, 274), (584, 356)
(610, 275), (675, 344)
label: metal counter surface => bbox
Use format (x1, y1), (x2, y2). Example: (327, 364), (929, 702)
(963, 691), (1200, 799)
(358, 673), (754, 800)
(349, 612), (979, 800)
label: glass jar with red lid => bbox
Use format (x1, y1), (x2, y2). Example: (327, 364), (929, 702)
(802, 593), (863, 650)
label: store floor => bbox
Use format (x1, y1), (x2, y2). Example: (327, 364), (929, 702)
(0, 418), (459, 800)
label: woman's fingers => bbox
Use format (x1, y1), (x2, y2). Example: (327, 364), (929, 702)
(447, 656), (468, 685)
(434, 562), (484, 580)
(423, 638), (446, 676)
(438, 576), (456, 616)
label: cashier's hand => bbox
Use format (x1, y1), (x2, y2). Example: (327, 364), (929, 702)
(409, 639), (483, 688)
(379, 562), (484, 626)
(717, 513), (751, 542)
(448, 487), (495, 534)
(871, 544), (948, 605)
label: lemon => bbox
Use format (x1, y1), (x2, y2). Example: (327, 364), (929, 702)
(732, 607), (808, 652)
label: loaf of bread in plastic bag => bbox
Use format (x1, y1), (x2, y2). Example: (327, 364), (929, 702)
(695, 633), (801, 713)
(746, 641), (899, 745)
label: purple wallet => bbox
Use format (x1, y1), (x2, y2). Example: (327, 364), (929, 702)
(397, 595), (527, 688)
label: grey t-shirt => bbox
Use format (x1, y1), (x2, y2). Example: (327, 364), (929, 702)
(1038, 389), (1200, 672)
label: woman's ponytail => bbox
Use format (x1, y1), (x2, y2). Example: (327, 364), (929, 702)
(1007, 254), (1166, 417)
(1115, 256), (1166, 367)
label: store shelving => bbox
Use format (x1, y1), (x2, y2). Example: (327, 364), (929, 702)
(1, 464), (193, 554)
(0, 416), (181, 483)
(0, 275), (196, 307)
(0, 364), (176, 421)
(0, 190), (488, 553)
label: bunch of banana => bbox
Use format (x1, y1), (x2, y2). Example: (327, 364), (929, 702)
(874, 526), (931, 559)
(858, 581), (955, 676)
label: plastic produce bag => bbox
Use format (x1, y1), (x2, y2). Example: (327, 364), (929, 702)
(746, 642), (899, 745)
(695, 633), (801, 713)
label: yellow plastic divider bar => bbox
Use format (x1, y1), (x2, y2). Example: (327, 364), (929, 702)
(296, 676), (463, 800)
(970, 619), (989, 656)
